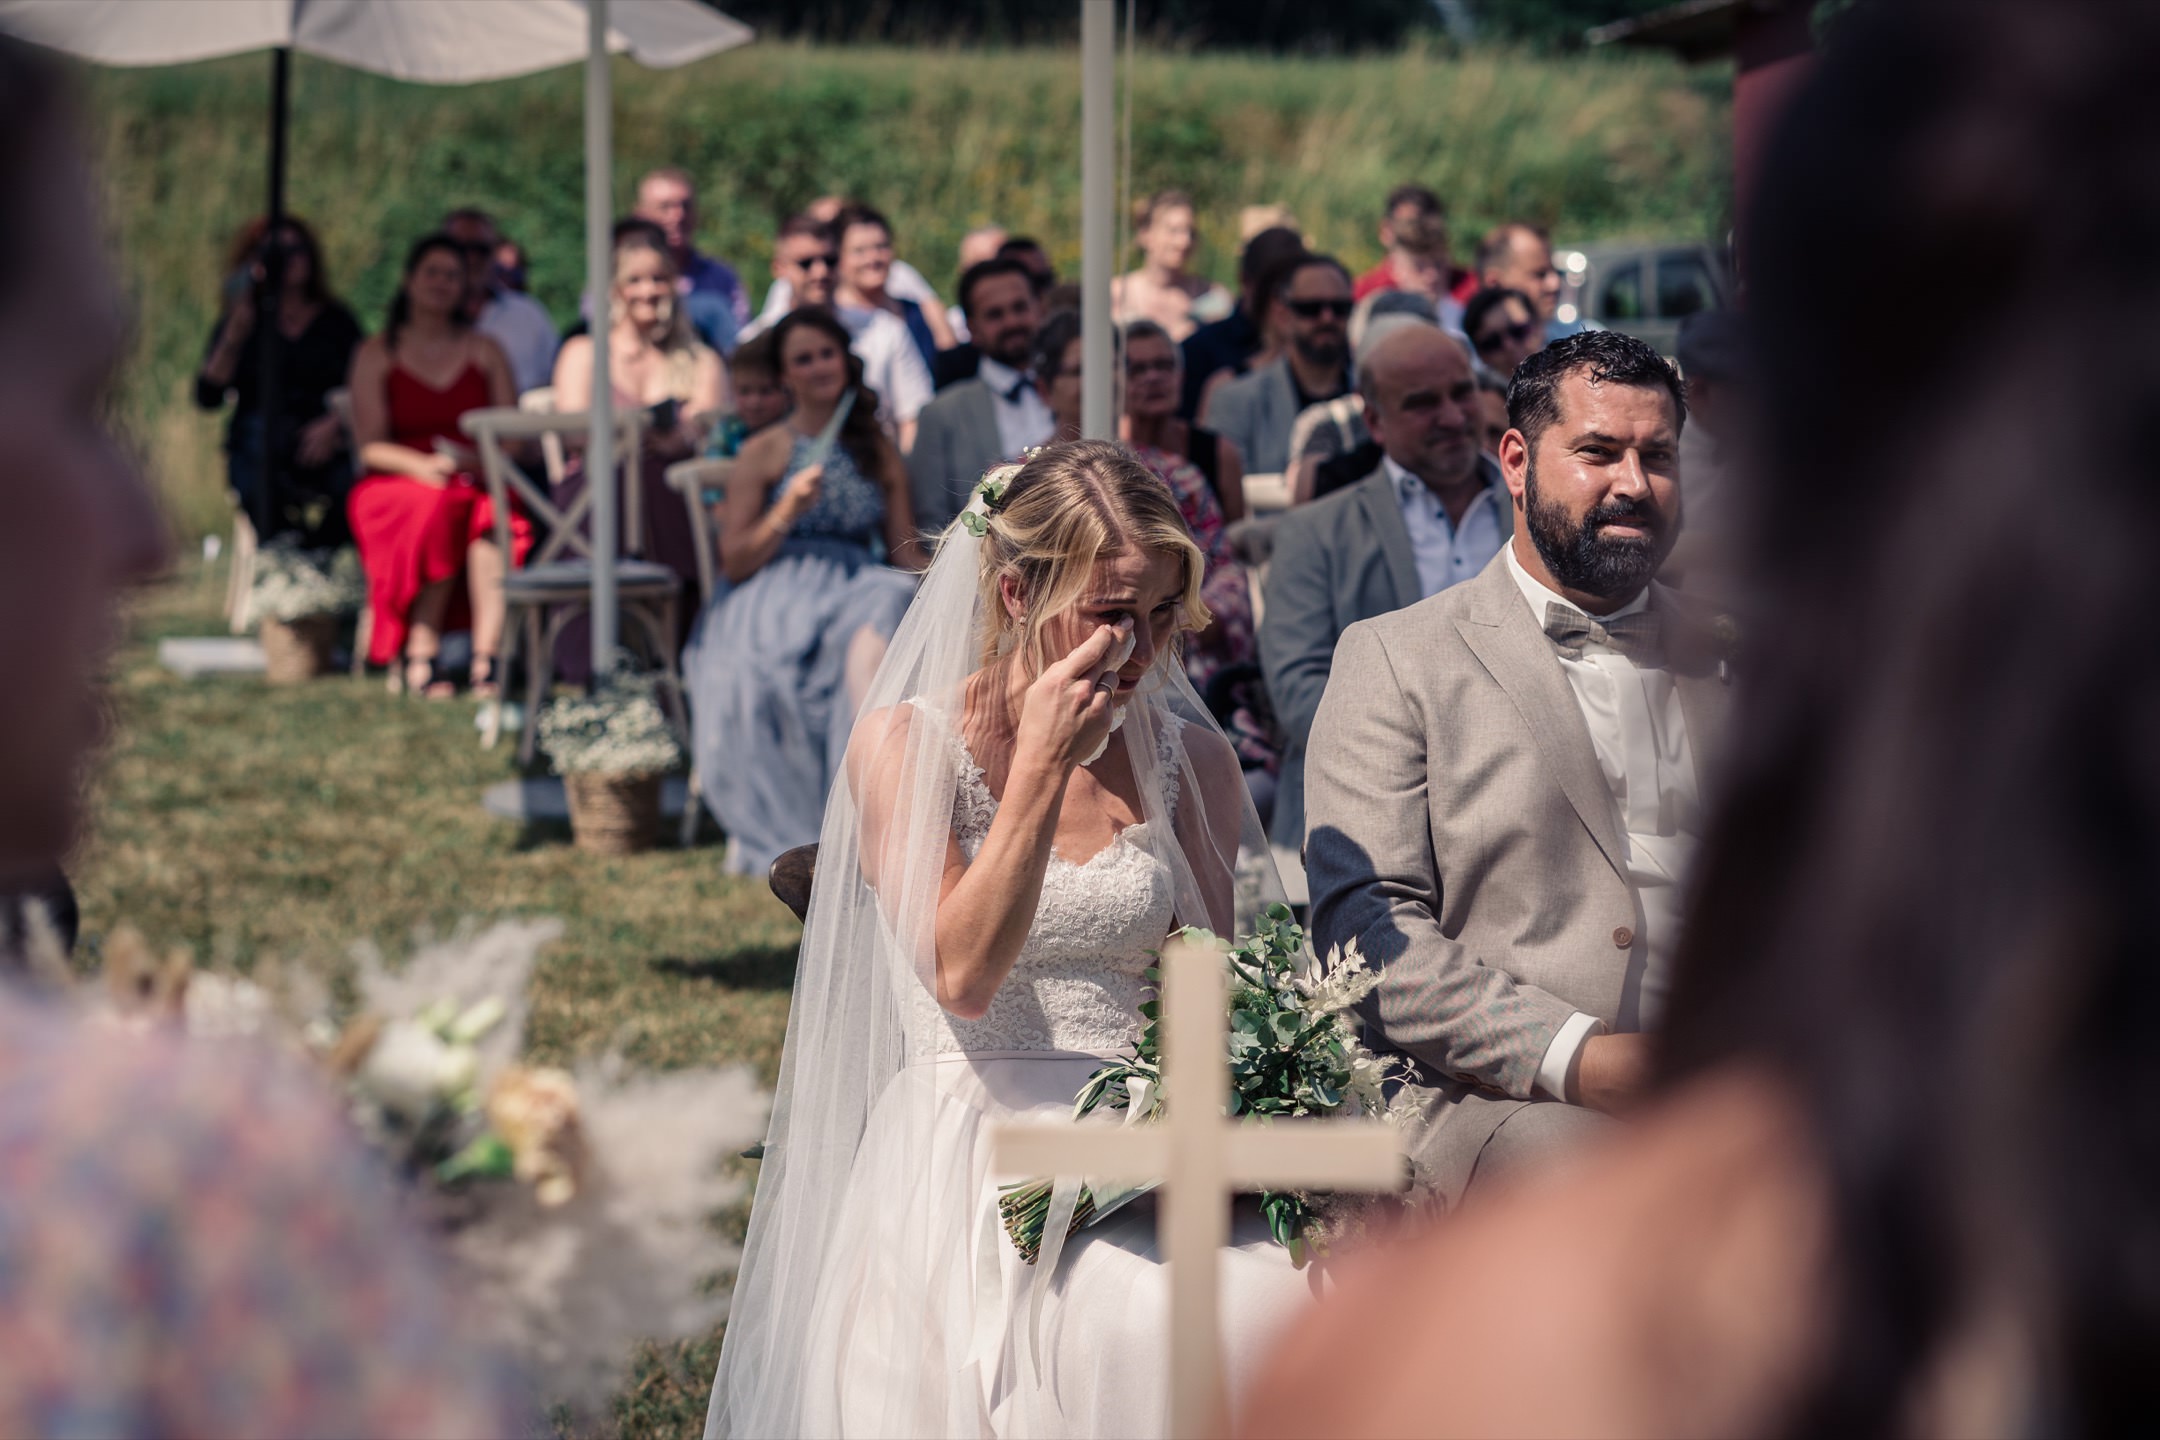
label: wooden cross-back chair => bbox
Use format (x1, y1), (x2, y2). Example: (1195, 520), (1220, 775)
(460, 406), (688, 763)
(661, 454), (733, 845)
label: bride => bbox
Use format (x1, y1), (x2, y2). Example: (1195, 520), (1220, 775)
(708, 440), (1312, 1437)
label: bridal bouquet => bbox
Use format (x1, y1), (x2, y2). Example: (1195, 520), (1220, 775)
(999, 904), (1409, 1267)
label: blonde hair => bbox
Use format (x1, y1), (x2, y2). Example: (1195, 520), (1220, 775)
(609, 229), (704, 398)
(972, 439), (1211, 681)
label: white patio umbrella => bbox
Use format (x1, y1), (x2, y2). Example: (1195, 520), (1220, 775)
(0, 0), (753, 676)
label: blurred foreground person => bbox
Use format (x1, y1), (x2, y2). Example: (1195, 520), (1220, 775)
(1247, 1), (2159, 1433)
(0, 35), (522, 1437)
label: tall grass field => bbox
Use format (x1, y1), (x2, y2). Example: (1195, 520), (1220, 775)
(83, 40), (1729, 544)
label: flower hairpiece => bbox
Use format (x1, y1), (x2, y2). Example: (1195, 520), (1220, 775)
(959, 454), (1036, 537)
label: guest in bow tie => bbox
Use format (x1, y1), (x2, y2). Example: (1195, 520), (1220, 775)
(1303, 329), (1728, 1206)
(905, 256), (1052, 535)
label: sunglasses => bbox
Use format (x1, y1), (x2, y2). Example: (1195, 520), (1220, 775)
(1126, 358), (1178, 377)
(1284, 298), (1352, 320)
(1476, 320), (1537, 352)
(799, 252), (838, 271)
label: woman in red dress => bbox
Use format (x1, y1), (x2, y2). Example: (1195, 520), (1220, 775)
(346, 233), (526, 697)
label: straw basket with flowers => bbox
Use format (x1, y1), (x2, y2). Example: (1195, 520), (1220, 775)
(536, 664), (685, 855)
(251, 539), (364, 683)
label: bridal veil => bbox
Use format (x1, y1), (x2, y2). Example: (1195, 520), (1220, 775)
(707, 447), (1285, 1437)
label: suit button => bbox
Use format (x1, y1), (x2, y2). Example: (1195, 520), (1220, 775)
(1612, 926), (1635, 949)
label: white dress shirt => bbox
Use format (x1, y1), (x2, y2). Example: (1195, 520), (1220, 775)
(1503, 544), (1702, 1102)
(833, 303), (934, 430)
(974, 356), (1056, 459)
(476, 289), (560, 395)
(1385, 455), (1509, 599)
(751, 258), (941, 341)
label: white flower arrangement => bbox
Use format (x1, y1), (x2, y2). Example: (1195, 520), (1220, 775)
(535, 664), (686, 777)
(1001, 905), (1418, 1267)
(250, 538), (365, 622)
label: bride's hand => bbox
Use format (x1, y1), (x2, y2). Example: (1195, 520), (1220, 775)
(1015, 619), (1128, 773)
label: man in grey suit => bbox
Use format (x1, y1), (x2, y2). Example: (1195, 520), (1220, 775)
(1259, 323), (1506, 852)
(1304, 331), (1729, 1204)
(905, 257), (1051, 534)
(1202, 253), (1354, 474)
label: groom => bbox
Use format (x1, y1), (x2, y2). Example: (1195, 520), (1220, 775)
(1303, 331), (1729, 1205)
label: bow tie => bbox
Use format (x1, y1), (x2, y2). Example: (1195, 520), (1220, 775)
(998, 373), (1033, 405)
(1543, 603), (1662, 665)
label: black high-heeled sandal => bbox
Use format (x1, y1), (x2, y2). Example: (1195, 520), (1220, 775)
(403, 655), (455, 700)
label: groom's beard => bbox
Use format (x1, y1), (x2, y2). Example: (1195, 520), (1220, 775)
(1524, 458), (1677, 600)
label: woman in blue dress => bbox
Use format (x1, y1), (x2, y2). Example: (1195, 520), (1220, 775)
(687, 307), (930, 875)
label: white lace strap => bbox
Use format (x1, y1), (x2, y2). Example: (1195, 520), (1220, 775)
(1153, 708), (1186, 817)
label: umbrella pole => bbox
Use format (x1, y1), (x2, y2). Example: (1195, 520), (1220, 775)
(586, 0), (618, 680)
(254, 44), (291, 541)
(1080, 0), (1113, 440)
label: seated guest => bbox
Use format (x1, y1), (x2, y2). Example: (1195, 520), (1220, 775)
(1462, 283), (1545, 379)
(723, 330), (792, 443)
(749, 198), (955, 348)
(739, 213), (837, 345)
(1351, 184), (1469, 326)
(442, 207), (558, 394)
(1477, 221), (1589, 343)
(1259, 324), (1498, 850)
(996, 234), (1056, 292)
(907, 256), (1051, 533)
(1286, 296), (1439, 504)
(1031, 309), (1084, 445)
(1475, 366), (1510, 457)
(944, 223), (1007, 343)
(347, 233), (527, 698)
(634, 165), (747, 353)
(1202, 252), (1355, 476)
(552, 222), (729, 647)
(0, 38), (522, 1432)
(684, 308), (928, 876)
(492, 235), (528, 292)
(1120, 318), (1247, 522)
(1181, 224), (1306, 418)
(833, 203), (943, 374)
(1117, 320), (1257, 698)
(1112, 189), (1233, 342)
(194, 214), (364, 546)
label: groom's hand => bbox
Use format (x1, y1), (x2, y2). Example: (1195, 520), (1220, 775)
(1573, 1033), (1651, 1115)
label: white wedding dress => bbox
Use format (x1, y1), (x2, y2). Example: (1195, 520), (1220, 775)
(794, 705), (1314, 1437)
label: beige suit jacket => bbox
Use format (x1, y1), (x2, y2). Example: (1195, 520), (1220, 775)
(1303, 550), (1730, 1203)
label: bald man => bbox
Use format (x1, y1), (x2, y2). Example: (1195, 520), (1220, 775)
(1260, 325), (1505, 850)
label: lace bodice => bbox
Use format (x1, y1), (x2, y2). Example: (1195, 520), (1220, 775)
(906, 703), (1184, 1057)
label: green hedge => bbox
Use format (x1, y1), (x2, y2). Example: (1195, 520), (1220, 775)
(83, 40), (1730, 542)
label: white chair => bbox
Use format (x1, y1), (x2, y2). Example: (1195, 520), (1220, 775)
(460, 407), (687, 764)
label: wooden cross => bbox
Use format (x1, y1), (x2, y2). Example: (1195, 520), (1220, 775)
(989, 934), (1404, 1438)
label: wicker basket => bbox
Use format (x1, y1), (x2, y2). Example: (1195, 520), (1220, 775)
(259, 614), (337, 684)
(563, 771), (663, 855)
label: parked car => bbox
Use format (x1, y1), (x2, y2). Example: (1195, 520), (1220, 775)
(1553, 241), (1729, 356)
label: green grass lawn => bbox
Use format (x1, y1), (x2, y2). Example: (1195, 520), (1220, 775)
(77, 565), (801, 1083)
(73, 564), (794, 1437)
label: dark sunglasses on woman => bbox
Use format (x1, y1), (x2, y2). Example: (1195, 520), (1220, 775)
(1476, 319), (1536, 353)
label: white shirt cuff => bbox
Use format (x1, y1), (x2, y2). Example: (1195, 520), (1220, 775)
(1534, 1012), (1606, 1102)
